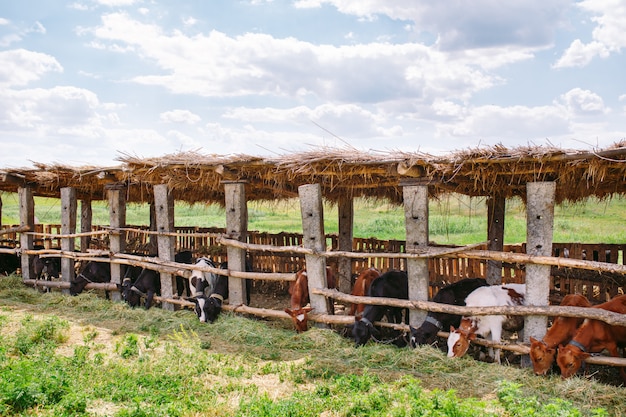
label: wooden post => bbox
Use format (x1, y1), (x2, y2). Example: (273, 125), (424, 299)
(224, 181), (248, 306)
(522, 181), (555, 366)
(18, 187), (35, 280)
(486, 195), (505, 285)
(107, 187), (126, 302)
(80, 198), (92, 253)
(403, 185), (430, 327)
(149, 201), (157, 255)
(153, 184), (176, 311)
(0, 194), (3, 228)
(60, 187), (76, 293)
(337, 195), (354, 294)
(299, 184), (332, 320)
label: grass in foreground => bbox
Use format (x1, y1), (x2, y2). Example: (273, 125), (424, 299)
(0, 275), (623, 416)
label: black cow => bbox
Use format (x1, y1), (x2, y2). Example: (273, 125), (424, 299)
(33, 255), (61, 281)
(121, 251), (194, 309)
(351, 270), (408, 347)
(70, 261), (111, 296)
(0, 248), (20, 276)
(191, 260), (252, 323)
(409, 277), (488, 348)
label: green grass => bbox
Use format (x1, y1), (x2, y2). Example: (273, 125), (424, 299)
(0, 276), (620, 416)
(2, 192), (625, 245)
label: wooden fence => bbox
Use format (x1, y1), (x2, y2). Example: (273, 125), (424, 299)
(2, 224), (624, 302)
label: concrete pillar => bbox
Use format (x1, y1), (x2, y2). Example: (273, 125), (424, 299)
(60, 187), (76, 293)
(403, 184), (429, 327)
(18, 187), (35, 280)
(486, 195), (506, 284)
(299, 184), (332, 319)
(522, 181), (555, 366)
(107, 187), (126, 302)
(337, 196), (354, 294)
(80, 198), (92, 253)
(224, 181), (248, 306)
(153, 184), (176, 311)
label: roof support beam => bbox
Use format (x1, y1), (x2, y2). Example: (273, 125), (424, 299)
(403, 184), (429, 328)
(299, 183), (332, 323)
(224, 181), (249, 306)
(60, 187), (76, 294)
(154, 184), (176, 311)
(522, 181), (555, 367)
(108, 187), (126, 302)
(487, 194), (506, 285)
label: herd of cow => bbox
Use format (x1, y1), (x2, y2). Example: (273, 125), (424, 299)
(1, 250), (625, 382)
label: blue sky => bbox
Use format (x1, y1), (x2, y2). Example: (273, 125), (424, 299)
(1, 0), (625, 168)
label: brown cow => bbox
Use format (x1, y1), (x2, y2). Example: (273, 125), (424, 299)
(286, 267), (336, 332)
(348, 267), (381, 317)
(529, 294), (592, 376)
(556, 294), (626, 382)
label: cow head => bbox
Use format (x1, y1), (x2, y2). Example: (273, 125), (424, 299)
(529, 337), (557, 376)
(352, 317), (379, 347)
(193, 294), (223, 323)
(409, 317), (441, 348)
(447, 319), (477, 358)
(556, 343), (590, 378)
(120, 277), (141, 308)
(284, 307), (312, 333)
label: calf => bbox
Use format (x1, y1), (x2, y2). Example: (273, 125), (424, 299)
(192, 260), (253, 323)
(352, 270), (408, 347)
(70, 261), (111, 296)
(348, 267), (381, 317)
(33, 255), (61, 281)
(529, 294), (591, 376)
(121, 268), (160, 309)
(188, 257), (219, 297)
(556, 294), (626, 382)
(447, 283), (526, 364)
(286, 267), (336, 332)
(409, 277), (488, 347)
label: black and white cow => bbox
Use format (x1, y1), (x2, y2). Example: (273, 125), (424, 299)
(351, 270), (408, 347)
(409, 277), (488, 348)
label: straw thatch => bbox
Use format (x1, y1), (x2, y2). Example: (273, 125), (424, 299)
(1, 142), (625, 205)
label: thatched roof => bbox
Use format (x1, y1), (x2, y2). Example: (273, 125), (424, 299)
(1, 142), (625, 205)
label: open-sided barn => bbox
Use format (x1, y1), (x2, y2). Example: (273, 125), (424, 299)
(1, 142), (626, 375)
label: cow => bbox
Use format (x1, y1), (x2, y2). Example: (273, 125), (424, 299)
(447, 283), (526, 364)
(351, 270), (408, 347)
(348, 267), (381, 318)
(121, 251), (194, 309)
(191, 260), (253, 323)
(529, 294), (592, 376)
(0, 249), (20, 276)
(409, 278), (489, 348)
(188, 257), (219, 297)
(556, 294), (626, 382)
(70, 261), (111, 296)
(121, 268), (160, 309)
(284, 307), (313, 333)
(285, 267), (336, 332)
(33, 255), (61, 281)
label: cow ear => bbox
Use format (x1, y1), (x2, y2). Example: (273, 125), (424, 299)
(468, 333), (477, 340)
(303, 307), (312, 313)
(530, 337), (539, 344)
(284, 308), (293, 315)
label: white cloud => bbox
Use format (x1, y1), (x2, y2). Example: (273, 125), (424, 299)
(294, 0), (570, 50)
(554, 0), (626, 67)
(95, 0), (138, 6)
(557, 88), (606, 115)
(159, 109), (201, 124)
(86, 13), (501, 105)
(0, 49), (63, 87)
(0, 18), (10, 25)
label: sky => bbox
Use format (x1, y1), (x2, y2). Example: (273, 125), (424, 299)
(0, 0), (625, 168)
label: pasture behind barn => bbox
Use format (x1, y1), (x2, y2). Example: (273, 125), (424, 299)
(0, 275), (623, 416)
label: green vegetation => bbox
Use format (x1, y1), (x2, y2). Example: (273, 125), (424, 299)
(0, 276), (622, 416)
(2, 192), (625, 245)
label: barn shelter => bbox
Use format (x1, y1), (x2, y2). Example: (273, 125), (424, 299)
(1, 142), (626, 370)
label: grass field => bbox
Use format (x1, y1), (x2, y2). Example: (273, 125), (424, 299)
(2, 192), (625, 245)
(0, 276), (623, 417)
